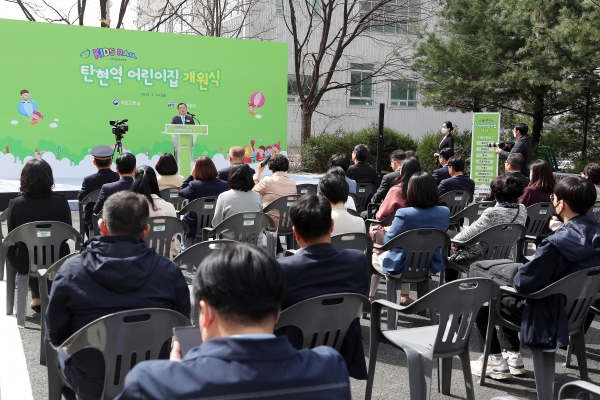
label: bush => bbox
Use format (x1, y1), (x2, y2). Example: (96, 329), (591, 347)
(301, 124), (419, 173)
(416, 129), (474, 175)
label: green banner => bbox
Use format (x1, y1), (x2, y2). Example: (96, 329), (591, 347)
(470, 113), (501, 195)
(0, 19), (287, 178)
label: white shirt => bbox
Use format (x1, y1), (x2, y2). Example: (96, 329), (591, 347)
(331, 203), (366, 236)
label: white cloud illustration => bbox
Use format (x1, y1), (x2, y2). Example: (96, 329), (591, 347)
(255, 114), (262, 119)
(10, 120), (18, 125)
(49, 123), (58, 128)
(54, 118), (59, 121)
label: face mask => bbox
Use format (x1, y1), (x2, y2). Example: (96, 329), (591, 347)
(442, 128), (448, 134)
(513, 131), (517, 138)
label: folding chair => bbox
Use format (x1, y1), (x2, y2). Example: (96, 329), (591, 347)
(159, 187), (188, 211)
(263, 194), (301, 251)
(439, 190), (474, 217)
(355, 183), (377, 213)
(144, 216), (189, 258)
(78, 189), (101, 237)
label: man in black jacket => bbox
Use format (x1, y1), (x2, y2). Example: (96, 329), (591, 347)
(92, 152), (136, 215)
(46, 191), (190, 399)
(438, 156), (475, 196)
(370, 150), (406, 204)
(432, 147), (454, 185)
(346, 144), (378, 185)
(217, 146), (255, 181)
(495, 122), (532, 176)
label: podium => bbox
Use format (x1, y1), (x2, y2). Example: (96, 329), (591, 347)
(162, 124), (208, 177)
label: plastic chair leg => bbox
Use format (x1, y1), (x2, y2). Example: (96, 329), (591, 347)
(0, 248), (5, 281)
(16, 273), (28, 327)
(45, 341), (63, 400)
(6, 263), (16, 315)
(364, 334), (380, 400)
(416, 280), (430, 318)
(459, 350), (475, 400)
(405, 349), (432, 400)
(438, 356), (452, 395)
(386, 279), (399, 330)
(572, 332), (589, 381)
(531, 350), (555, 400)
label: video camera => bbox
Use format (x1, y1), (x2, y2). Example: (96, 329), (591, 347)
(110, 119), (128, 141)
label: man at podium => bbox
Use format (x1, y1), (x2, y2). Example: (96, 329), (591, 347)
(171, 103), (195, 125)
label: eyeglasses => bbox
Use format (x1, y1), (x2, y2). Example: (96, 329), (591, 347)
(550, 194), (556, 201)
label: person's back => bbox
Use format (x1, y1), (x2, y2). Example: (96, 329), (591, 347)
(346, 144), (377, 184)
(438, 155), (475, 196)
(93, 152), (137, 214)
(319, 172), (365, 235)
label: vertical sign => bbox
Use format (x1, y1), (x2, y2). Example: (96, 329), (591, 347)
(471, 113), (501, 195)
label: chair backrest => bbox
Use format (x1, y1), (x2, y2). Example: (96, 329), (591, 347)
(559, 380), (600, 400)
(263, 194), (301, 235)
(92, 211), (102, 237)
(144, 216), (189, 257)
(449, 201), (494, 228)
(348, 193), (360, 210)
(331, 232), (373, 267)
(275, 293), (369, 351)
(2, 221), (82, 274)
(78, 189), (101, 236)
(211, 212), (274, 245)
(380, 228), (451, 283)
(59, 308), (191, 399)
(296, 183), (317, 195)
(524, 202), (555, 237)
(587, 202), (600, 223)
(463, 223), (526, 260)
(159, 187), (188, 211)
(178, 197), (218, 238)
(439, 190), (474, 217)
(173, 240), (236, 271)
(355, 183), (376, 213)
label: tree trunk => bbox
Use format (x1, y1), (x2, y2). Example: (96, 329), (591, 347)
(531, 92), (544, 146)
(582, 90), (590, 160)
(300, 107), (313, 144)
(100, 0), (109, 27)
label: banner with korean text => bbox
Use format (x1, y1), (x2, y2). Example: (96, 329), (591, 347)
(0, 18), (287, 178)
(470, 113), (501, 195)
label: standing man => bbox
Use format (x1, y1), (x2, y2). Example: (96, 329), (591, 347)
(93, 152), (136, 215)
(217, 146), (255, 181)
(78, 146), (120, 237)
(171, 103), (195, 125)
(495, 123), (532, 176)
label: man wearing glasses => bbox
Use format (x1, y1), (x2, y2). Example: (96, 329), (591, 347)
(494, 122), (532, 176)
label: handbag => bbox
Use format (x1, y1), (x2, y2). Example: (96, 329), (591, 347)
(470, 259), (522, 287)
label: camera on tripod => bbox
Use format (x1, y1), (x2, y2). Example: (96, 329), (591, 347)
(110, 119), (128, 140)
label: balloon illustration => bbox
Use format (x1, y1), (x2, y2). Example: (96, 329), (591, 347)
(250, 92), (265, 108)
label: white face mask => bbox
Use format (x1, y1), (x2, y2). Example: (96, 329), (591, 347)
(513, 131), (517, 138)
(442, 128), (448, 134)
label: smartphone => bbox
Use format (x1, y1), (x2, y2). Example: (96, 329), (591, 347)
(260, 154), (272, 167)
(173, 326), (202, 356)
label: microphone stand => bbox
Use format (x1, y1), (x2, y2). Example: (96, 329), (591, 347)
(188, 113), (201, 125)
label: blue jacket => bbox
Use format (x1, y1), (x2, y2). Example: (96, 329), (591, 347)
(382, 206), (450, 275)
(93, 176), (134, 214)
(438, 174), (475, 196)
(179, 176), (228, 200)
(513, 215), (600, 351)
(115, 336), (351, 400)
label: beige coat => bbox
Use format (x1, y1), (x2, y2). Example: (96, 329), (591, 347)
(157, 174), (185, 191)
(252, 171), (297, 228)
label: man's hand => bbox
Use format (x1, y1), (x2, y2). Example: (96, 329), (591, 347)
(170, 340), (182, 362)
(433, 152), (439, 157)
(494, 148), (502, 155)
(451, 243), (458, 250)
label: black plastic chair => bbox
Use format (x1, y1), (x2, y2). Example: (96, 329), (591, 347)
(92, 211), (102, 237)
(78, 189), (101, 237)
(439, 190), (474, 217)
(587, 202), (600, 223)
(331, 232), (373, 272)
(144, 216), (189, 258)
(263, 194), (301, 250)
(159, 187), (188, 211)
(177, 197), (218, 246)
(348, 193), (360, 210)
(355, 183), (377, 213)
(202, 212), (275, 246)
(524, 202), (554, 239)
(364, 211), (396, 234)
(366, 278), (497, 400)
(448, 201), (494, 231)
(173, 239), (236, 274)
(296, 183), (317, 195)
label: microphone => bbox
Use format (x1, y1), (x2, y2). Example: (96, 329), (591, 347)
(187, 112), (195, 117)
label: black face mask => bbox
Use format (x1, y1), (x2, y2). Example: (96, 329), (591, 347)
(553, 212), (564, 223)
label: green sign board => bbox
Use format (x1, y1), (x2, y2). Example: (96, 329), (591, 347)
(470, 113), (501, 195)
(164, 124), (208, 135)
(0, 19), (287, 178)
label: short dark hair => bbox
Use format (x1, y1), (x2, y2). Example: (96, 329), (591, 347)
(406, 172), (439, 208)
(130, 166), (160, 211)
(406, 150), (418, 160)
(95, 158), (111, 168)
(529, 159), (555, 193)
(443, 121), (454, 131)
(583, 163), (600, 185)
(491, 174), (525, 203)
(506, 153), (523, 170)
(327, 166), (346, 179)
(393, 157), (421, 200)
(116, 152), (136, 174)
(20, 89), (29, 95)
(228, 162), (254, 191)
(20, 159), (54, 198)
(268, 154), (289, 172)
(177, 102), (187, 109)
(328, 153), (351, 171)
(192, 243), (284, 325)
(390, 150), (407, 163)
(155, 153), (179, 176)
(319, 173), (349, 204)
(554, 176), (597, 215)
(103, 191), (149, 236)
(514, 122), (529, 136)
(192, 156), (218, 180)
(447, 156), (465, 173)
(353, 144), (369, 162)
(439, 147), (454, 161)
(290, 194), (332, 241)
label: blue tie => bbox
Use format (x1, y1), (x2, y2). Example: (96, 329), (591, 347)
(181, 116), (185, 125)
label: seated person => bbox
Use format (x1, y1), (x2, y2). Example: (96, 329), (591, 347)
(93, 152), (137, 215)
(328, 153), (357, 194)
(432, 147), (453, 185)
(371, 150), (406, 204)
(582, 163), (600, 201)
(277, 194), (369, 379)
(519, 159), (555, 207)
(217, 146), (255, 181)
(471, 176), (600, 379)
(155, 152), (185, 190)
(318, 173), (365, 235)
(438, 156), (475, 196)
(116, 243), (351, 400)
(46, 191), (190, 400)
(369, 172), (450, 305)
(326, 167), (357, 210)
(485, 154), (529, 201)
(346, 144), (378, 185)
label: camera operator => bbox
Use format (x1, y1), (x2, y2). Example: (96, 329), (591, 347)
(494, 123), (532, 176)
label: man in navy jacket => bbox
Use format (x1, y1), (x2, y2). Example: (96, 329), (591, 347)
(432, 147), (453, 185)
(92, 152), (136, 215)
(116, 243), (351, 400)
(438, 156), (475, 196)
(346, 144), (378, 185)
(47, 192), (190, 399)
(277, 194), (369, 379)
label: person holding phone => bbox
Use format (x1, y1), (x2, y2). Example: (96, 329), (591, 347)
(116, 243), (351, 400)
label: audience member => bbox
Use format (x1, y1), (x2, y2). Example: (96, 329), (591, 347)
(519, 159), (555, 207)
(78, 146), (119, 237)
(180, 156), (229, 237)
(46, 192), (190, 399)
(369, 172), (450, 304)
(471, 176), (600, 379)
(406, 150), (419, 160)
(583, 163), (600, 201)
(484, 154), (529, 202)
(277, 194), (369, 379)
(438, 156), (475, 196)
(434, 121), (455, 167)
(217, 146), (255, 181)
(346, 144), (378, 185)
(130, 165), (180, 259)
(448, 175), (526, 281)
(432, 147), (454, 185)
(374, 157), (421, 222)
(7, 159), (71, 313)
(495, 122), (533, 176)
(212, 163), (262, 239)
(116, 243), (351, 400)
(327, 167), (357, 210)
(155, 152), (185, 190)
(319, 173), (365, 235)
(329, 153), (357, 194)
(93, 152), (137, 215)
(371, 150), (406, 204)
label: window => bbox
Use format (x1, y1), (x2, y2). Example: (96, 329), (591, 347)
(349, 64), (373, 106)
(390, 80), (417, 107)
(359, 0), (420, 35)
(275, 0), (283, 14)
(288, 74), (313, 101)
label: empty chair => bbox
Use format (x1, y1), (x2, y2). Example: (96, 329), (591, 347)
(144, 216), (189, 258)
(559, 380), (600, 399)
(202, 212), (274, 246)
(448, 201), (494, 232)
(439, 190), (473, 217)
(275, 293), (370, 351)
(366, 278), (497, 400)
(174, 239), (236, 274)
(177, 197), (218, 246)
(355, 183), (377, 213)
(46, 308), (191, 400)
(263, 194), (301, 250)
(296, 183), (317, 195)
(78, 189), (101, 237)
(159, 187), (188, 211)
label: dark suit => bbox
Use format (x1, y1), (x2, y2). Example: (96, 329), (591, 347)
(78, 169), (120, 233)
(92, 177), (134, 215)
(498, 134), (533, 176)
(115, 337), (351, 400)
(432, 165), (451, 185)
(438, 134), (454, 153)
(217, 165), (255, 182)
(484, 171), (530, 202)
(346, 161), (378, 185)
(276, 243), (369, 379)
(438, 174), (475, 196)
(371, 169), (400, 204)
(170, 114), (195, 125)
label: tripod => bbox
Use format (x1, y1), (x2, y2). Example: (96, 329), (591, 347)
(113, 135), (124, 159)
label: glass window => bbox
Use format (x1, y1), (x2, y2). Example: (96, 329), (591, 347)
(390, 80), (417, 107)
(359, 0), (420, 35)
(349, 65), (373, 106)
(275, 0), (283, 14)
(288, 74), (313, 101)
